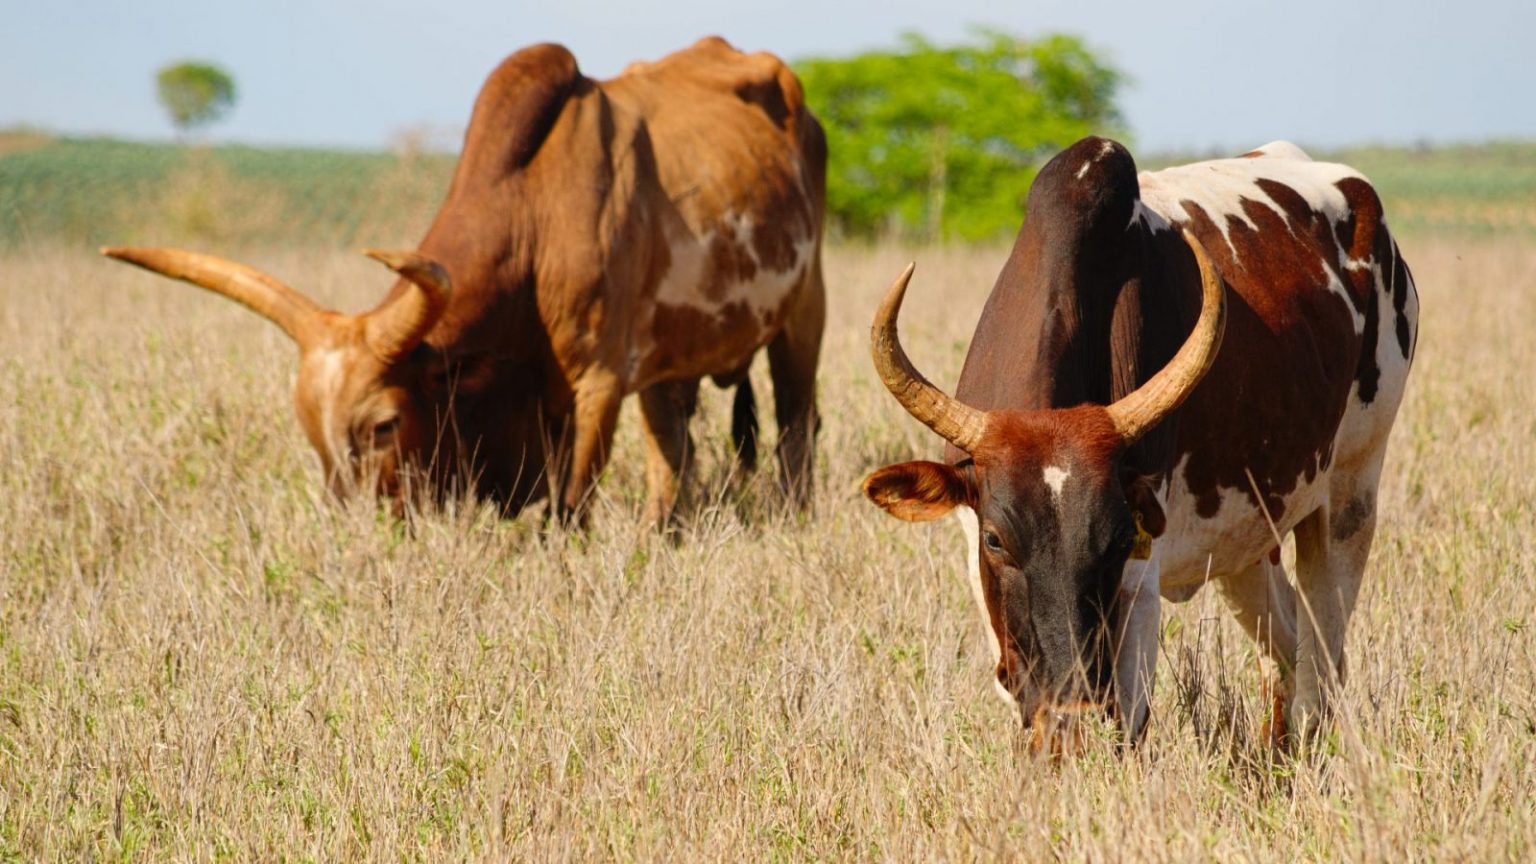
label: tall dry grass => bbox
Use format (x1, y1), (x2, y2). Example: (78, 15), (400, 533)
(1, 235), (1532, 860)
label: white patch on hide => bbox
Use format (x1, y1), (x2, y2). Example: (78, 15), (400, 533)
(1152, 454), (1327, 602)
(1247, 140), (1313, 161)
(1135, 142), (1369, 333)
(654, 211), (810, 326)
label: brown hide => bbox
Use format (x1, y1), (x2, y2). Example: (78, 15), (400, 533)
(403, 37), (827, 514)
(107, 37), (827, 519)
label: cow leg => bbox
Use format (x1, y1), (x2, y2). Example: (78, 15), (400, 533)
(557, 372), (624, 526)
(708, 362), (758, 478)
(728, 376), (759, 476)
(1216, 556), (1299, 744)
(1290, 491), (1376, 740)
(1112, 557), (1161, 744)
(766, 262), (825, 509)
(638, 378), (700, 530)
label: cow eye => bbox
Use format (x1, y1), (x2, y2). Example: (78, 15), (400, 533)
(371, 417), (400, 442)
(983, 529), (1004, 553)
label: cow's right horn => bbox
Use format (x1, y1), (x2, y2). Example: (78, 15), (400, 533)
(101, 247), (327, 348)
(1104, 228), (1227, 445)
(361, 250), (451, 363)
(871, 262), (989, 453)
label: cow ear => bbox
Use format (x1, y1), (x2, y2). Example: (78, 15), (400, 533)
(863, 461), (972, 522)
(1121, 472), (1167, 537)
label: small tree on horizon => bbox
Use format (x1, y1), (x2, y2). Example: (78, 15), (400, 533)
(795, 30), (1127, 242)
(156, 61), (237, 140)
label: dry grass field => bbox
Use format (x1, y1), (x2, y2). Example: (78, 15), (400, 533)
(1, 233), (1533, 861)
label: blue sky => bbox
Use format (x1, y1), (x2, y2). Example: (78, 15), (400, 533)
(4, 0), (1531, 154)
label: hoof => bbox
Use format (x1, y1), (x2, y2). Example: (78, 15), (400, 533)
(1259, 674), (1292, 749)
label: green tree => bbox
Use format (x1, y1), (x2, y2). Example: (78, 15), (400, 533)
(156, 61), (237, 139)
(795, 30), (1127, 241)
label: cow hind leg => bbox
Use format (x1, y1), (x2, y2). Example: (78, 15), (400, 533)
(1216, 556), (1300, 744)
(766, 261), (825, 510)
(710, 362), (758, 477)
(638, 378), (700, 530)
(729, 377), (759, 475)
(1290, 488), (1377, 740)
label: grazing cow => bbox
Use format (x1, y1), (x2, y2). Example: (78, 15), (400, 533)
(104, 36), (826, 525)
(863, 137), (1418, 749)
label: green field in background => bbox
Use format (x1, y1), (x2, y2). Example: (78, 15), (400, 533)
(3, 131), (1533, 249)
(0, 134), (455, 249)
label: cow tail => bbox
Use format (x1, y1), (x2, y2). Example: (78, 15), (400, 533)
(731, 378), (759, 474)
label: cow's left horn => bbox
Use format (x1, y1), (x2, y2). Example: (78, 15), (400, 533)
(101, 247), (328, 348)
(1105, 229), (1227, 444)
(871, 262), (989, 453)
(362, 249), (451, 362)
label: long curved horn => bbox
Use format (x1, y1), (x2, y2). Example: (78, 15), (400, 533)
(361, 249), (451, 363)
(1104, 228), (1227, 444)
(101, 247), (326, 347)
(871, 262), (989, 453)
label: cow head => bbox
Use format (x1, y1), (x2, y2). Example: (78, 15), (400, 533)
(101, 246), (502, 508)
(862, 230), (1225, 749)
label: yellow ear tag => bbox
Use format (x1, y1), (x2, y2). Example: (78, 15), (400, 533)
(1131, 511), (1153, 560)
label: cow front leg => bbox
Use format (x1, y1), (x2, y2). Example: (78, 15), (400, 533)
(556, 372), (624, 526)
(638, 378), (699, 530)
(1291, 493), (1376, 741)
(1113, 556), (1160, 744)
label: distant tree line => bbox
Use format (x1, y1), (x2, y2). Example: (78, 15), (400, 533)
(136, 36), (1122, 241)
(794, 29), (1127, 242)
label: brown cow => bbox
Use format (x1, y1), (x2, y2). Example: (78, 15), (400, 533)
(104, 37), (827, 525)
(864, 137), (1417, 750)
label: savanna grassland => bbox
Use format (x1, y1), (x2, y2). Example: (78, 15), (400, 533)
(2, 138), (1535, 860)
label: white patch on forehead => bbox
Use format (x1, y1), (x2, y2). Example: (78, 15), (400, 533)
(1076, 161), (1092, 180)
(1043, 464), (1070, 501)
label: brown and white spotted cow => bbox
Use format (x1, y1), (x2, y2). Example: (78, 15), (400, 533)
(863, 136), (1417, 749)
(104, 37), (826, 525)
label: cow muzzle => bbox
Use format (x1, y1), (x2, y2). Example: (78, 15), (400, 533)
(1024, 700), (1102, 757)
